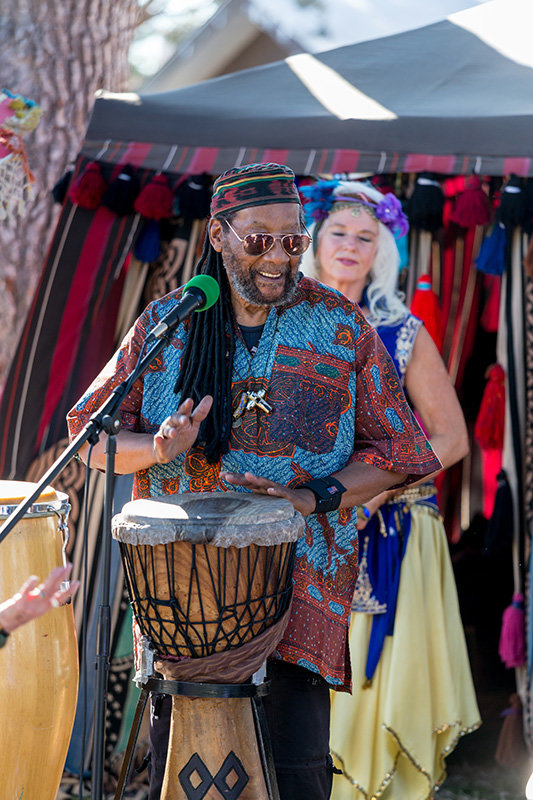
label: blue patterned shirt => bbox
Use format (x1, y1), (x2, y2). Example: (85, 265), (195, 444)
(68, 277), (440, 689)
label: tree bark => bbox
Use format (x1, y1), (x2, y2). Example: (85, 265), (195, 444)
(0, 0), (140, 385)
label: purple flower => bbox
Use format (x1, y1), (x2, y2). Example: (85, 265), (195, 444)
(375, 193), (409, 237)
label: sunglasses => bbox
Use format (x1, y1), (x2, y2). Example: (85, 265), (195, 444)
(224, 218), (312, 257)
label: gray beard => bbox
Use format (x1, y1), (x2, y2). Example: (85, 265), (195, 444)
(231, 271), (298, 308)
(224, 251), (299, 308)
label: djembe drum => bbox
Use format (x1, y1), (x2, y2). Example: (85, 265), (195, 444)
(0, 480), (79, 800)
(112, 491), (304, 800)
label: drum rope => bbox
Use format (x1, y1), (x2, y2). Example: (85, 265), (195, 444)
(119, 540), (296, 660)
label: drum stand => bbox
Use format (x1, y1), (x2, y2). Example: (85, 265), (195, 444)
(114, 676), (280, 800)
(0, 320), (189, 800)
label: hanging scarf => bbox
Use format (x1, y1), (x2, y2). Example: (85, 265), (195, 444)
(352, 490), (439, 683)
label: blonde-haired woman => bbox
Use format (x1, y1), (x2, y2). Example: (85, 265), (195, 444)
(300, 179), (480, 799)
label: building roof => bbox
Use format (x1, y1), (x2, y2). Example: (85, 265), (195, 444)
(87, 0), (533, 177)
(143, 0), (490, 91)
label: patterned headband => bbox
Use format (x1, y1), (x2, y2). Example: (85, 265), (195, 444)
(211, 162), (301, 216)
(300, 179), (409, 237)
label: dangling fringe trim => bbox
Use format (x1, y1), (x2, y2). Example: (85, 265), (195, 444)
(330, 717), (481, 800)
(331, 747), (401, 799)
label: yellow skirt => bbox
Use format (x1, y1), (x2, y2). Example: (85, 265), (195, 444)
(330, 507), (481, 800)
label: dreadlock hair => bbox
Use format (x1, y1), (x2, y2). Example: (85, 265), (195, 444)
(174, 214), (235, 463)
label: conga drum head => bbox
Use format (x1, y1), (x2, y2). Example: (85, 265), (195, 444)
(113, 491), (304, 659)
(0, 480), (59, 515)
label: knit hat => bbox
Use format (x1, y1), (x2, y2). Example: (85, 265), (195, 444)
(210, 162), (300, 216)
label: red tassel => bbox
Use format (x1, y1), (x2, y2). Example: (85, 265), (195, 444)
(450, 175), (492, 228)
(68, 161), (107, 210)
(474, 363), (505, 450)
(409, 274), (444, 351)
(134, 173), (173, 220)
(498, 593), (526, 668)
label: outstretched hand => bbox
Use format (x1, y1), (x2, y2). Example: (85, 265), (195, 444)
(153, 395), (213, 464)
(220, 471), (316, 517)
(0, 563), (80, 634)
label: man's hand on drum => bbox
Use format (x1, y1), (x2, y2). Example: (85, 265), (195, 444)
(154, 396), (213, 464)
(0, 563), (80, 634)
(220, 471), (316, 517)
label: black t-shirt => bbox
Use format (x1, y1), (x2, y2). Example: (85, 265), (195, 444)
(238, 324), (264, 354)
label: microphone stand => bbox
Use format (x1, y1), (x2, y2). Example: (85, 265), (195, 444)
(0, 324), (181, 800)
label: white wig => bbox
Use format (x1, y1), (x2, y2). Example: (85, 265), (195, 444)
(300, 181), (408, 327)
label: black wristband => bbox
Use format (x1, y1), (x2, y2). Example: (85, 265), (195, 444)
(299, 476), (347, 514)
(0, 626), (10, 648)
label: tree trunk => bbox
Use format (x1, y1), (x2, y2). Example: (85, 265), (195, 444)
(0, 0), (140, 385)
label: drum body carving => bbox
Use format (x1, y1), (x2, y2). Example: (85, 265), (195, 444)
(113, 491), (304, 800)
(0, 480), (79, 800)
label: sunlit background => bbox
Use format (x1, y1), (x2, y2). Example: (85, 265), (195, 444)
(129, 0), (491, 90)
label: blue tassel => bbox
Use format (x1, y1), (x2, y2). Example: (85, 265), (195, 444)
(475, 224), (507, 275)
(134, 219), (161, 263)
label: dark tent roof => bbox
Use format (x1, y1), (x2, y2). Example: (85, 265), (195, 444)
(84, 0), (533, 176)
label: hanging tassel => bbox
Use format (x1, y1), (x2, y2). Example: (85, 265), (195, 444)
(450, 175), (492, 228)
(474, 363), (505, 450)
(409, 274), (444, 350)
(475, 223), (507, 275)
(406, 172), (444, 232)
(498, 174), (527, 227)
(134, 219), (161, 263)
(68, 161), (107, 210)
(101, 163), (140, 215)
(134, 173), (173, 220)
(498, 593), (526, 668)
(51, 168), (73, 204)
(495, 693), (527, 768)
(175, 172), (212, 220)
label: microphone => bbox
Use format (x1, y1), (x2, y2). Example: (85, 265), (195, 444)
(147, 275), (220, 341)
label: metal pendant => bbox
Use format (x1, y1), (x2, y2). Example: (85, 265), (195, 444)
(245, 389), (273, 414)
(232, 391), (248, 424)
(232, 388), (273, 429)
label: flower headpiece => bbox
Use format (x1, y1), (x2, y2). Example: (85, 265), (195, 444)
(300, 179), (409, 237)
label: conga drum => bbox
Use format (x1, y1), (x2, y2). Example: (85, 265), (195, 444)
(112, 491), (305, 800)
(0, 480), (79, 800)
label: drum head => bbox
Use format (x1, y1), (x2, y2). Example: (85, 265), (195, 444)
(0, 480), (67, 519)
(113, 491), (304, 547)
(0, 480), (57, 504)
(115, 491), (301, 658)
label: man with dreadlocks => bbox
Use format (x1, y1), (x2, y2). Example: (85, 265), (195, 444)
(67, 163), (440, 800)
